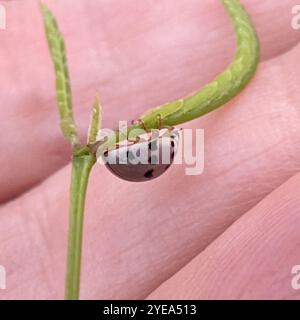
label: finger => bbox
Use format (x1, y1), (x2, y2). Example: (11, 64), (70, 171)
(1, 0), (299, 202)
(2, 38), (300, 299)
(148, 172), (300, 299)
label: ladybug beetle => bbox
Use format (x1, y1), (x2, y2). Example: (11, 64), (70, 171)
(102, 128), (180, 182)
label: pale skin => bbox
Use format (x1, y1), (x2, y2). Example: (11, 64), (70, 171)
(1, 0), (300, 299)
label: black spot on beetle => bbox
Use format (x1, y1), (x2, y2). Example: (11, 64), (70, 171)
(148, 140), (158, 151)
(144, 169), (154, 179)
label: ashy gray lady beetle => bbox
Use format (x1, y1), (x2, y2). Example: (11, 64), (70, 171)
(102, 127), (180, 182)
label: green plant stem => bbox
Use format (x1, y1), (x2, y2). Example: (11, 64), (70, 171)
(65, 151), (96, 300)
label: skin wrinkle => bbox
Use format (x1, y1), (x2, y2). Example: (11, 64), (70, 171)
(212, 138), (286, 184)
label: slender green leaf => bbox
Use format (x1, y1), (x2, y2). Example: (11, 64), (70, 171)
(40, 3), (80, 147)
(87, 95), (101, 145)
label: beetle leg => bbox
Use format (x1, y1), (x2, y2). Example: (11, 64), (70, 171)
(156, 114), (174, 131)
(135, 118), (149, 132)
(133, 118), (154, 141)
(156, 114), (175, 138)
(127, 135), (141, 144)
(156, 114), (163, 129)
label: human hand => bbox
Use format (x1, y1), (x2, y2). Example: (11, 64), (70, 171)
(0, 0), (300, 299)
